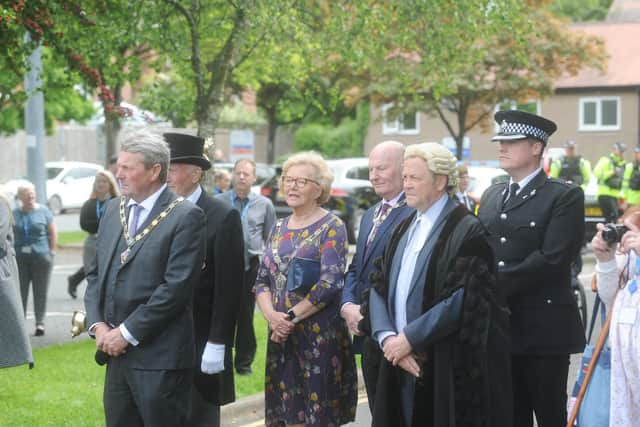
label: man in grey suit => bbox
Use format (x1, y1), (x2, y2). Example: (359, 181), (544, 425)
(84, 128), (206, 427)
(369, 143), (511, 427)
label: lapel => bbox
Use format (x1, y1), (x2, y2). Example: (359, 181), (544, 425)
(120, 187), (176, 268)
(407, 198), (457, 299)
(102, 197), (126, 282)
(362, 194), (408, 268)
(356, 206), (375, 268)
(503, 170), (547, 212)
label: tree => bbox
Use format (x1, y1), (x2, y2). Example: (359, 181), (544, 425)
(360, 0), (607, 158)
(551, 0), (613, 22)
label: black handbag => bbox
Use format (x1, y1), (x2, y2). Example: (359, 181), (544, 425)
(286, 257), (321, 294)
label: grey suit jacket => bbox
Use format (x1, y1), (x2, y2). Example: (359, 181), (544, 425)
(84, 187), (206, 369)
(370, 198), (458, 349)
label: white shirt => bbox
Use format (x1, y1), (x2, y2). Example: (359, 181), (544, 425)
(504, 167), (542, 201)
(376, 194), (448, 347)
(186, 185), (203, 205)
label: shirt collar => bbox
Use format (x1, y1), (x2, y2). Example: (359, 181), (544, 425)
(417, 193), (448, 227)
(509, 167), (541, 193)
(186, 185), (202, 205)
(382, 191), (404, 207)
(127, 184), (167, 212)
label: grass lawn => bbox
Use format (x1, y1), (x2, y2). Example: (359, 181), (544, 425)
(57, 231), (88, 246)
(0, 315), (269, 426)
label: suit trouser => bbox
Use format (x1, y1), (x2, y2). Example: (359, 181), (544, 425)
(234, 256), (259, 370)
(512, 354), (570, 427)
(17, 253), (53, 326)
(104, 355), (192, 427)
(187, 383), (220, 427)
(361, 335), (383, 412)
(598, 195), (619, 223)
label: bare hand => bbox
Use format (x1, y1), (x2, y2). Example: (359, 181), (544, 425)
(340, 303), (363, 336)
(94, 323), (112, 351)
(101, 328), (128, 356)
(268, 311), (295, 338)
(270, 330), (288, 344)
(382, 333), (413, 365)
(397, 354), (421, 378)
(591, 223), (616, 262)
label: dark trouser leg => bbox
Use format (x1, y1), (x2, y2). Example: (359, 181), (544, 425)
(16, 256), (32, 316)
(104, 356), (143, 427)
(361, 335), (382, 412)
(68, 266), (85, 289)
(31, 253), (53, 326)
(598, 195), (619, 223)
(234, 256), (259, 371)
(512, 354), (570, 427)
(188, 384), (220, 427)
(129, 367), (193, 427)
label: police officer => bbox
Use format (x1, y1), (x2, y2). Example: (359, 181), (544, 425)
(477, 110), (585, 427)
(622, 145), (640, 207)
(549, 140), (591, 188)
(593, 141), (627, 223)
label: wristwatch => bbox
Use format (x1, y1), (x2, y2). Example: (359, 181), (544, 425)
(286, 308), (296, 321)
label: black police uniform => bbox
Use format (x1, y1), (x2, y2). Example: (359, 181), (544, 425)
(478, 110), (586, 427)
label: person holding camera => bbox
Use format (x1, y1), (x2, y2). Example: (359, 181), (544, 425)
(594, 142), (628, 223)
(591, 207), (640, 427)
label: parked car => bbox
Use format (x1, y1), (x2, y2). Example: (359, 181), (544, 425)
(3, 161), (103, 214)
(260, 157), (379, 243)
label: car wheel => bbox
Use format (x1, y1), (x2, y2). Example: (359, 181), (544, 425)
(48, 195), (63, 215)
(347, 207), (365, 244)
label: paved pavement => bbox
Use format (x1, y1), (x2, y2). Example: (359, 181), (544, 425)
(31, 217), (599, 426)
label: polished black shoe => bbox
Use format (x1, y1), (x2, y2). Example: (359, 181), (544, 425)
(35, 325), (45, 337)
(67, 277), (77, 299)
(236, 366), (252, 376)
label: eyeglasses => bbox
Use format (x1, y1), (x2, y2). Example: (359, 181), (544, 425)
(281, 175), (319, 188)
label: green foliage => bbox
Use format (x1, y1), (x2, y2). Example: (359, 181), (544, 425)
(294, 101), (370, 158)
(138, 73), (194, 128)
(551, 0), (613, 22)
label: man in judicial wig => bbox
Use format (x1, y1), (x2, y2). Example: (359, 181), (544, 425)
(84, 128), (206, 426)
(477, 110), (586, 427)
(165, 133), (244, 427)
(369, 142), (512, 427)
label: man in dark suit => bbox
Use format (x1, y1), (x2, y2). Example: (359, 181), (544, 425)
(368, 143), (511, 426)
(454, 164), (477, 213)
(341, 140), (413, 410)
(477, 110), (586, 427)
(84, 129), (206, 427)
(165, 133), (244, 427)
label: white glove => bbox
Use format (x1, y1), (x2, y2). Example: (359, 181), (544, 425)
(201, 342), (225, 374)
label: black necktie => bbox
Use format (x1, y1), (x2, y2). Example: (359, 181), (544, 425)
(503, 183), (519, 209)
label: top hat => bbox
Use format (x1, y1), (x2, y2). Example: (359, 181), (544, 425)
(164, 133), (211, 170)
(564, 140), (576, 148)
(492, 110), (557, 145)
(614, 141), (627, 152)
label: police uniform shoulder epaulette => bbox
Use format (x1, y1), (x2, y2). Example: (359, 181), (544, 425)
(546, 176), (572, 187)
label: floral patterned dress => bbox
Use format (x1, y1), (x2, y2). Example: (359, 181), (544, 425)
(254, 212), (357, 427)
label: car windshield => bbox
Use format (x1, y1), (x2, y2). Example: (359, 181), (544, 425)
(47, 167), (63, 180)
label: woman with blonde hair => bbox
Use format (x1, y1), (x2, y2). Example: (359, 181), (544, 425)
(0, 186), (33, 367)
(254, 151), (357, 427)
(67, 170), (119, 298)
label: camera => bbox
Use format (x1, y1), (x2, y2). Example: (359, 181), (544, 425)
(602, 223), (629, 245)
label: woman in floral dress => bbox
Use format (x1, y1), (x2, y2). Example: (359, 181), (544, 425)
(254, 151), (357, 427)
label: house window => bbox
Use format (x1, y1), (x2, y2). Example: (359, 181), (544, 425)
(382, 104), (419, 135)
(579, 97), (620, 131)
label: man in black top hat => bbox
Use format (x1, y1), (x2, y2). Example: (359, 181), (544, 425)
(477, 110), (586, 427)
(165, 133), (244, 427)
